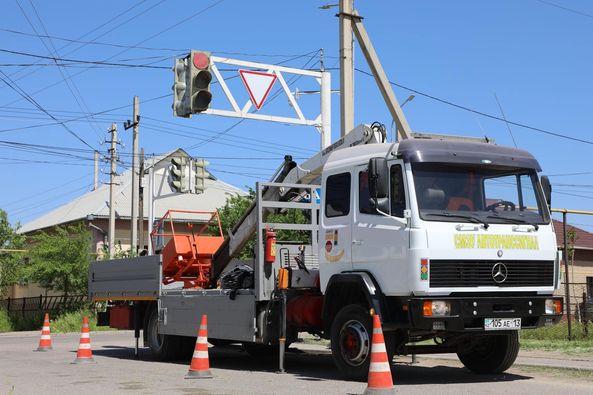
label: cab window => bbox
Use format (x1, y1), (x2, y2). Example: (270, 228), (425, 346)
(325, 173), (351, 217)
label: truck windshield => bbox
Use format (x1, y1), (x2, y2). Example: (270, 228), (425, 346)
(412, 163), (549, 225)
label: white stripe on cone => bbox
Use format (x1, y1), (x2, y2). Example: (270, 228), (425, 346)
(192, 351), (209, 359)
(40, 335), (51, 340)
(369, 361), (391, 372)
(78, 343), (91, 350)
(42, 326), (50, 331)
(197, 336), (208, 344)
(80, 333), (90, 339)
(371, 343), (386, 353)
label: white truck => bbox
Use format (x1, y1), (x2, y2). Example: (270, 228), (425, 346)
(89, 123), (563, 379)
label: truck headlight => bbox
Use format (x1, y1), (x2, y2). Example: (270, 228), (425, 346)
(545, 298), (562, 315)
(423, 300), (451, 317)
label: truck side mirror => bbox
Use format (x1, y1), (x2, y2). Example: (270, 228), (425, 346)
(541, 175), (552, 206)
(368, 157), (389, 213)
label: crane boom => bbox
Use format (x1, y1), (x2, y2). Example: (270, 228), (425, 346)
(210, 124), (385, 283)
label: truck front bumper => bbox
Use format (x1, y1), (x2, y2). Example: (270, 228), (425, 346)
(408, 295), (563, 332)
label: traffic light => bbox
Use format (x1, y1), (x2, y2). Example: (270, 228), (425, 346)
(189, 51), (212, 113)
(194, 159), (210, 194)
(169, 157), (186, 193)
(172, 57), (190, 117)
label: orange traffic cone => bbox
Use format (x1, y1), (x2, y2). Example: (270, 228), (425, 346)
(363, 314), (395, 395)
(185, 314), (212, 379)
(71, 316), (95, 364)
(35, 313), (53, 351)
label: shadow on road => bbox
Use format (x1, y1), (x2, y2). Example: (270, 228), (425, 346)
(92, 344), (532, 385)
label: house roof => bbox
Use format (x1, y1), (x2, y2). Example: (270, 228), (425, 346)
(19, 148), (246, 234)
(552, 220), (593, 250)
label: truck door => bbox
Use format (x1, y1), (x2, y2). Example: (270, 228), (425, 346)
(352, 161), (409, 295)
(320, 171), (353, 284)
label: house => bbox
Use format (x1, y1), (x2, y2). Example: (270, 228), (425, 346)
(552, 219), (593, 308)
(9, 149), (246, 298)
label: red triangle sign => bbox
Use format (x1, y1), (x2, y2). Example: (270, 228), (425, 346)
(239, 70), (277, 110)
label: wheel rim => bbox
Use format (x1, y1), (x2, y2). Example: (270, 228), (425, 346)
(339, 319), (370, 367)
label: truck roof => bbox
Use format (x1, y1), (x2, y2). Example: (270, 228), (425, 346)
(323, 138), (541, 172)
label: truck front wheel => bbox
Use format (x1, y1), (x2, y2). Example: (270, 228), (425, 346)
(457, 332), (519, 374)
(330, 304), (394, 380)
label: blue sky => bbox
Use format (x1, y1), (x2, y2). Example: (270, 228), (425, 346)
(1, 0), (592, 232)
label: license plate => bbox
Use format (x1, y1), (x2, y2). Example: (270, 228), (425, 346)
(484, 318), (521, 331)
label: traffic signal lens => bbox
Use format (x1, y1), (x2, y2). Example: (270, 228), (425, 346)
(193, 71), (212, 90)
(193, 52), (209, 69)
(193, 91), (212, 112)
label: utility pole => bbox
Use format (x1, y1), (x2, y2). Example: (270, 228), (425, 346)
(108, 123), (117, 259)
(340, 0), (354, 137)
(125, 96), (140, 255)
(93, 150), (99, 191)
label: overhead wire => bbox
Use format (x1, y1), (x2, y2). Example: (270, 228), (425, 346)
(354, 67), (593, 146)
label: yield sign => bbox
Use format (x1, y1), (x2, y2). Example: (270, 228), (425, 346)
(239, 70), (277, 110)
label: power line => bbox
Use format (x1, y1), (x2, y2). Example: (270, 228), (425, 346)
(534, 0), (593, 20)
(0, 48), (170, 69)
(354, 68), (593, 146)
(0, 70), (95, 150)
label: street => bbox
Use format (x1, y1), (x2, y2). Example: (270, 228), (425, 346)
(1, 330), (591, 395)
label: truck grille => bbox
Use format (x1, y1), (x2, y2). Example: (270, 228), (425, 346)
(429, 260), (554, 288)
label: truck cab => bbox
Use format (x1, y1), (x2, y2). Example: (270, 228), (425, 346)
(319, 137), (563, 377)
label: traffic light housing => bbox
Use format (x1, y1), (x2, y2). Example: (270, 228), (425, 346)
(190, 51), (212, 113)
(194, 159), (210, 194)
(172, 58), (190, 117)
(169, 157), (186, 192)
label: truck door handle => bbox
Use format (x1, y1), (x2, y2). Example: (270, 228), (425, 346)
(352, 239), (364, 245)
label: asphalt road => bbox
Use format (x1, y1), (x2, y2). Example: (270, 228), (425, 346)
(0, 330), (592, 395)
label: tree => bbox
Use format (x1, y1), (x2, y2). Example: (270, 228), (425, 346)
(26, 223), (91, 297)
(0, 209), (25, 298)
(217, 189), (311, 260)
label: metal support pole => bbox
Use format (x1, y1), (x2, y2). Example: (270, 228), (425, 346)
(563, 211), (572, 340)
(339, 0), (354, 136)
(278, 290), (287, 374)
(147, 159), (155, 255)
(130, 96), (140, 255)
(133, 302), (140, 358)
(138, 148), (145, 253)
(108, 123), (117, 259)
(320, 71), (332, 149)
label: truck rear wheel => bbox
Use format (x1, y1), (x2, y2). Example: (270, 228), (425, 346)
(330, 304), (393, 381)
(146, 308), (182, 361)
(457, 332), (519, 374)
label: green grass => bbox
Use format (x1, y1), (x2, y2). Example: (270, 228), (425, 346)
(517, 365), (593, 381)
(520, 320), (593, 353)
(0, 309), (12, 332)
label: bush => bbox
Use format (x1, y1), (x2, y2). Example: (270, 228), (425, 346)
(0, 309), (12, 332)
(51, 309), (98, 333)
(8, 312), (44, 331)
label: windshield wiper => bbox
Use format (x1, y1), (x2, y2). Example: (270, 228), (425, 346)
(425, 212), (489, 229)
(486, 215), (539, 231)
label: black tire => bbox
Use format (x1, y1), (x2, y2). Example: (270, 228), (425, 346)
(330, 304), (393, 381)
(146, 308), (182, 361)
(457, 332), (520, 374)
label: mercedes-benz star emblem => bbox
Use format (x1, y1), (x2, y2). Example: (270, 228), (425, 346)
(497, 250), (503, 258)
(492, 262), (508, 284)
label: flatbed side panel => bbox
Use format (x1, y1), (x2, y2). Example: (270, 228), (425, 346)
(159, 292), (256, 342)
(89, 255), (162, 301)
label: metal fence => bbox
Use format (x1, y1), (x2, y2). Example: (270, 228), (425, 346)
(0, 294), (87, 316)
